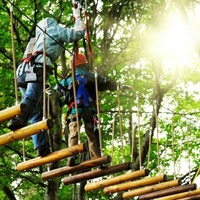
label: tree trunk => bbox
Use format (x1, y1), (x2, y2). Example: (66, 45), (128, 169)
(45, 91), (63, 200)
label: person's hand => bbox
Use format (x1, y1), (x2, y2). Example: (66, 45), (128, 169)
(72, 7), (81, 19)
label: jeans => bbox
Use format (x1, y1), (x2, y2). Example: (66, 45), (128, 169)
(18, 72), (50, 149)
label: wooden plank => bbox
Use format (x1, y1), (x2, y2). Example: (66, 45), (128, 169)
(179, 194), (200, 200)
(17, 143), (86, 171)
(123, 179), (181, 199)
(63, 162), (132, 185)
(0, 119), (53, 146)
(85, 168), (149, 192)
(103, 174), (167, 194)
(41, 155), (112, 180)
(0, 103), (26, 123)
(138, 183), (197, 200)
(155, 187), (200, 200)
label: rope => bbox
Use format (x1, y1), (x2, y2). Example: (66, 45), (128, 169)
(95, 69), (103, 156)
(111, 115), (115, 165)
(147, 119), (152, 169)
(71, 47), (81, 144)
(192, 167), (200, 184)
(10, 1), (18, 105)
(84, 10), (93, 71)
(137, 94), (142, 169)
(171, 112), (176, 179)
(117, 85), (124, 162)
(186, 118), (191, 184)
(10, 1), (26, 162)
(42, 31), (47, 120)
(154, 102), (160, 174)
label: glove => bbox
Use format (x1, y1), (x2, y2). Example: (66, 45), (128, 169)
(72, 7), (81, 18)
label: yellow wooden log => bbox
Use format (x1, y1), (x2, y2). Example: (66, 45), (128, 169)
(85, 168), (149, 192)
(0, 103), (27, 123)
(17, 143), (86, 171)
(123, 179), (181, 199)
(179, 194), (200, 200)
(0, 119), (53, 146)
(155, 187), (200, 200)
(138, 183), (197, 200)
(103, 174), (166, 194)
(41, 155), (112, 180)
(63, 162), (132, 185)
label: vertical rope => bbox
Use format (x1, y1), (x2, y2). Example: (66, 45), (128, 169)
(147, 111), (152, 169)
(163, 132), (168, 175)
(71, 53), (80, 143)
(117, 85), (124, 162)
(186, 118), (191, 184)
(94, 69), (103, 156)
(10, 1), (26, 162)
(42, 30), (47, 120)
(177, 140), (183, 178)
(171, 112), (176, 179)
(111, 115), (115, 165)
(136, 94), (142, 169)
(154, 102), (160, 174)
(10, 1), (18, 105)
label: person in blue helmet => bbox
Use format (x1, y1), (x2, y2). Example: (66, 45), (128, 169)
(8, 7), (85, 157)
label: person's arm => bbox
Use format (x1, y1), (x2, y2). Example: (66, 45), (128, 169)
(59, 7), (85, 43)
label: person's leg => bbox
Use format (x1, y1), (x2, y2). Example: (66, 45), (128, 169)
(83, 108), (101, 159)
(9, 75), (43, 130)
(30, 101), (50, 156)
(67, 114), (80, 166)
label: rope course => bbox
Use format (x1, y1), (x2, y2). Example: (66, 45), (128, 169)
(1, 1), (200, 199)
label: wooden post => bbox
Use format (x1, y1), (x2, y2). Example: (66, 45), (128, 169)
(103, 174), (167, 194)
(138, 183), (197, 200)
(85, 168), (149, 192)
(155, 187), (200, 200)
(0, 103), (26, 123)
(123, 179), (181, 199)
(17, 143), (86, 171)
(0, 119), (53, 146)
(41, 155), (112, 180)
(63, 162), (132, 185)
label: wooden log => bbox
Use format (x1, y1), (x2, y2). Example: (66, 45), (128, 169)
(0, 119), (53, 146)
(155, 187), (200, 200)
(63, 162), (132, 186)
(179, 194), (200, 200)
(123, 179), (181, 199)
(84, 168), (149, 192)
(41, 155), (112, 180)
(138, 183), (197, 200)
(103, 174), (167, 194)
(17, 143), (86, 171)
(0, 103), (27, 123)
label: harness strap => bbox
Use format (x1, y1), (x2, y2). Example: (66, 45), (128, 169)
(21, 51), (47, 63)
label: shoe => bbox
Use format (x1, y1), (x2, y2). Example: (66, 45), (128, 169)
(67, 156), (77, 166)
(8, 118), (26, 131)
(37, 147), (51, 157)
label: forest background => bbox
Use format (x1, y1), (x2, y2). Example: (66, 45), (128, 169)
(0, 0), (200, 199)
